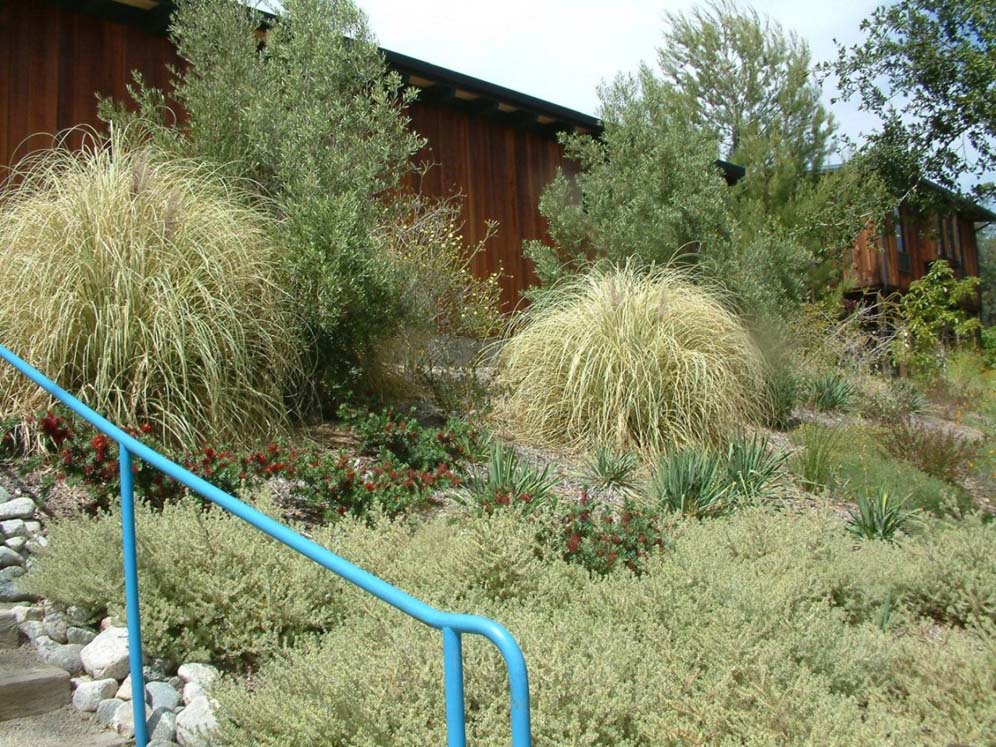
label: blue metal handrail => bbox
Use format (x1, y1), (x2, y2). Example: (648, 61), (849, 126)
(0, 344), (531, 747)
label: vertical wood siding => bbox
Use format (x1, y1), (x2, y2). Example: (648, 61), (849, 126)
(1, 1), (573, 310)
(849, 208), (982, 295)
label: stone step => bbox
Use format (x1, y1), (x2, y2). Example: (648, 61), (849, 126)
(0, 666), (71, 721)
(0, 611), (16, 650)
(0, 646), (72, 722)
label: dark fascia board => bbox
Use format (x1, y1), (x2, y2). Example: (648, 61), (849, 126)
(381, 48), (602, 133)
(821, 163), (996, 223)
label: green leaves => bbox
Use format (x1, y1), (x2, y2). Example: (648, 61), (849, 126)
(896, 259), (982, 372)
(830, 0), (996, 202)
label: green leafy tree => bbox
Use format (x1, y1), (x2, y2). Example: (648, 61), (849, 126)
(979, 229), (996, 326)
(101, 0), (424, 400)
(525, 67), (733, 289)
(895, 260), (981, 372)
(655, 0), (835, 211)
(830, 0), (996, 202)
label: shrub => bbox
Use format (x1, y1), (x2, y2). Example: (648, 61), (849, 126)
(724, 432), (787, 498)
(373, 193), (502, 412)
(648, 446), (730, 517)
(101, 0), (424, 398)
(212, 507), (996, 746)
(763, 362), (800, 430)
(807, 372), (855, 411)
(647, 433), (784, 517)
(496, 264), (768, 456)
(881, 418), (979, 483)
(581, 446), (640, 494)
(847, 490), (918, 542)
(457, 442), (556, 514)
(32, 407), (459, 519)
(0, 135), (297, 449)
(550, 494), (668, 576)
(339, 404), (484, 471)
(815, 424), (971, 514)
(895, 260), (982, 374)
(21, 494), (345, 670)
(790, 424), (842, 492)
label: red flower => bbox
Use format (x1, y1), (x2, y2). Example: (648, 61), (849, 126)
(566, 533), (581, 553)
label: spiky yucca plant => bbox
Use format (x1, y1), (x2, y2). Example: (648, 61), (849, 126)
(0, 130), (298, 448)
(495, 263), (768, 456)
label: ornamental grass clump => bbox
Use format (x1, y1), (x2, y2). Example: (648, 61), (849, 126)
(0, 132), (297, 448)
(495, 264), (768, 456)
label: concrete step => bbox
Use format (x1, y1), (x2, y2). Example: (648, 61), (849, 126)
(0, 647), (70, 721)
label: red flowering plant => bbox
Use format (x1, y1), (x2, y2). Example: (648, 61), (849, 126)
(339, 404), (483, 471)
(30, 406), (471, 522)
(551, 493), (670, 576)
(38, 409), (181, 512)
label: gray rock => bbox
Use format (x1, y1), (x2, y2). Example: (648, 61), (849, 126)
(0, 546), (24, 567)
(146, 680), (181, 712)
(66, 626), (97, 645)
(4, 536), (26, 553)
(177, 663), (219, 688)
(24, 520), (42, 536)
(181, 682), (206, 705)
(145, 657), (176, 682)
(24, 535), (48, 553)
(112, 700), (150, 738)
(34, 636), (84, 674)
(95, 697), (124, 726)
(116, 674), (134, 700)
(149, 742), (181, 747)
(72, 677), (119, 712)
(80, 626), (131, 680)
(0, 519), (25, 538)
(167, 676), (183, 691)
(0, 497), (35, 520)
(11, 604), (43, 623)
(43, 611), (68, 643)
(65, 605), (92, 625)
(18, 619), (46, 642)
(0, 486), (7, 501)
(175, 696), (217, 747)
(149, 707), (178, 743)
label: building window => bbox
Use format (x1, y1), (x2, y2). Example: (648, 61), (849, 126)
(894, 208), (907, 255)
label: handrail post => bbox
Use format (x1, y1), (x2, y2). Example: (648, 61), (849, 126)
(442, 627), (467, 747)
(119, 444), (149, 747)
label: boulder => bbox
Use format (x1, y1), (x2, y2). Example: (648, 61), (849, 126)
(43, 611), (68, 643)
(80, 626), (131, 680)
(181, 682), (206, 705)
(111, 700), (151, 739)
(4, 536), (26, 553)
(146, 680), (181, 712)
(95, 697), (124, 726)
(177, 663), (219, 688)
(149, 707), (178, 743)
(0, 497), (35, 521)
(34, 636), (84, 674)
(0, 519), (25, 538)
(66, 626), (97, 645)
(72, 677), (119, 712)
(0, 547), (24, 568)
(175, 696), (217, 747)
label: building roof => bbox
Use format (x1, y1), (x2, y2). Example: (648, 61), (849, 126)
(45, 0), (746, 183)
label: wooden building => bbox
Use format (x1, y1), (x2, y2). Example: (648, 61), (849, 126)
(848, 183), (995, 300)
(1, 0), (743, 310)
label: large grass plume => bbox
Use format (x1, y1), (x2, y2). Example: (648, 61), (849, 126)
(495, 263), (768, 456)
(0, 130), (298, 448)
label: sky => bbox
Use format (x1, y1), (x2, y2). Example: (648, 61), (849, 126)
(358, 0), (883, 159)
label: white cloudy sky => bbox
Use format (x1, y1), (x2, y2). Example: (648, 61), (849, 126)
(358, 0), (882, 159)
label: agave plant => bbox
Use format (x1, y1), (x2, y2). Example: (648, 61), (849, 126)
(648, 446), (730, 518)
(582, 446), (641, 495)
(458, 441), (557, 514)
(847, 491), (917, 542)
(725, 432), (787, 501)
(808, 373), (855, 412)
